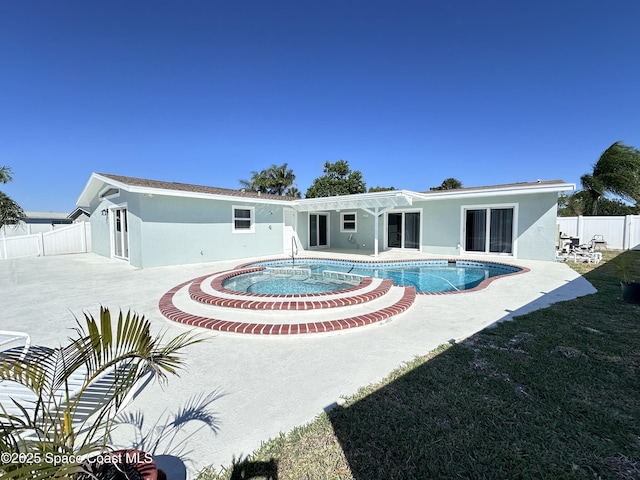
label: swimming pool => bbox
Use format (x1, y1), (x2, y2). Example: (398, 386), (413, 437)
(237, 259), (522, 294)
(222, 270), (356, 295)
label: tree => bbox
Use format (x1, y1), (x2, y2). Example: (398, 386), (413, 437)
(430, 177), (463, 191)
(286, 186), (302, 198)
(558, 191), (639, 217)
(0, 166), (26, 228)
(579, 141), (640, 215)
(239, 163), (296, 196)
(368, 186), (396, 192)
(305, 160), (366, 198)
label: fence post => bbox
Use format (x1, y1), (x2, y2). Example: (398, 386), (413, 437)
(81, 222), (88, 252)
(576, 215), (585, 243)
(38, 232), (44, 256)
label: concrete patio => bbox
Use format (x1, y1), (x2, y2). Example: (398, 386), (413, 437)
(1, 252), (596, 478)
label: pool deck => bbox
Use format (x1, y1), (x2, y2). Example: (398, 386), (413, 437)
(1, 252), (596, 478)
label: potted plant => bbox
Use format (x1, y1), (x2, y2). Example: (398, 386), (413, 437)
(612, 253), (640, 304)
(0, 307), (201, 479)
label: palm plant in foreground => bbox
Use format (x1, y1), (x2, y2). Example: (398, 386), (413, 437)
(0, 307), (202, 479)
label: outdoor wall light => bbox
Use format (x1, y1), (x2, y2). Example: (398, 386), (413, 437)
(101, 209), (108, 216)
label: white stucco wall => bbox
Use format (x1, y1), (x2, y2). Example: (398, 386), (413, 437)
(87, 185), (561, 267)
(416, 192), (559, 261)
(134, 195), (286, 268)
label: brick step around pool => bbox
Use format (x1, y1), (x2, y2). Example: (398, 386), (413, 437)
(159, 275), (417, 335)
(189, 267), (393, 310)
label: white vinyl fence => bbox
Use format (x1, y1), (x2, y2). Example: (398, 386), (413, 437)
(0, 222), (91, 260)
(557, 215), (640, 250)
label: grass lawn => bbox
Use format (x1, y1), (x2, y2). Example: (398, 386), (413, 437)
(198, 250), (640, 480)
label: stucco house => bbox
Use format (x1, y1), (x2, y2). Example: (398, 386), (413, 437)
(77, 172), (574, 268)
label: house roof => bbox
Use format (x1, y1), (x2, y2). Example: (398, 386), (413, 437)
(293, 180), (575, 212)
(77, 172), (575, 212)
(68, 207), (90, 220)
(77, 172), (297, 206)
(24, 212), (74, 223)
(412, 179), (575, 200)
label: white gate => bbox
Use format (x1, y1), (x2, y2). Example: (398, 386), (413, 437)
(0, 223), (91, 260)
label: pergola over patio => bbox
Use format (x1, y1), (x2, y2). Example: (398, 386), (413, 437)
(292, 190), (417, 256)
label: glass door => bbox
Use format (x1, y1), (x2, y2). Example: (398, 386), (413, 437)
(309, 213), (328, 248)
(464, 207), (514, 254)
(387, 211), (420, 249)
(111, 207), (129, 260)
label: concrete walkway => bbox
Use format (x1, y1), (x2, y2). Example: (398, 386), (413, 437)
(1, 252), (596, 478)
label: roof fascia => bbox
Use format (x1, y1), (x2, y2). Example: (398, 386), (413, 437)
(410, 183), (576, 201)
(78, 173), (293, 206)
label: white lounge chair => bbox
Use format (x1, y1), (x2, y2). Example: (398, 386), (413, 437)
(0, 330), (30, 357)
(0, 344), (153, 440)
(569, 244), (603, 264)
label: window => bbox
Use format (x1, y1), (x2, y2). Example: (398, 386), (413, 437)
(340, 212), (357, 232)
(463, 205), (515, 255)
(233, 206), (254, 233)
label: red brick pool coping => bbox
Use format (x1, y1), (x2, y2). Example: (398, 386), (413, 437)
(189, 267), (393, 310)
(159, 279), (416, 335)
(158, 257), (528, 334)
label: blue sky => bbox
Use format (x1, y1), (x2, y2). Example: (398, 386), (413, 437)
(1, 1), (639, 212)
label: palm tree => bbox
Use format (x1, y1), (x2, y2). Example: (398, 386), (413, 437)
(285, 186), (302, 198)
(239, 163), (296, 196)
(580, 141), (640, 215)
(239, 170), (270, 194)
(0, 166), (26, 228)
(267, 163), (295, 196)
(0, 307), (202, 479)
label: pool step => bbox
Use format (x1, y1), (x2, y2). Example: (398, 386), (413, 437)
(158, 268), (417, 335)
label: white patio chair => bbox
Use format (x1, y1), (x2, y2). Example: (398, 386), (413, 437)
(0, 330), (31, 358)
(569, 245), (602, 264)
(0, 344), (153, 438)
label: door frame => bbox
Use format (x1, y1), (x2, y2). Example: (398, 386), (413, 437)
(384, 209), (422, 250)
(108, 204), (130, 261)
(459, 202), (518, 257)
(308, 212), (330, 249)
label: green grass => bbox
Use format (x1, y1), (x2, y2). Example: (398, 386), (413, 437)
(198, 250), (640, 480)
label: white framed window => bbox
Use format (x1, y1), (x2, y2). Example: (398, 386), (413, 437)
(461, 203), (517, 255)
(340, 212), (357, 233)
(232, 206), (255, 233)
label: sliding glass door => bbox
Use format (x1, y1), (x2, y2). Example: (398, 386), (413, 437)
(464, 207), (514, 254)
(309, 213), (328, 248)
(387, 211), (421, 250)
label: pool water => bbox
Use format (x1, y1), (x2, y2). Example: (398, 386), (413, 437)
(237, 259), (520, 294)
(223, 272), (354, 295)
